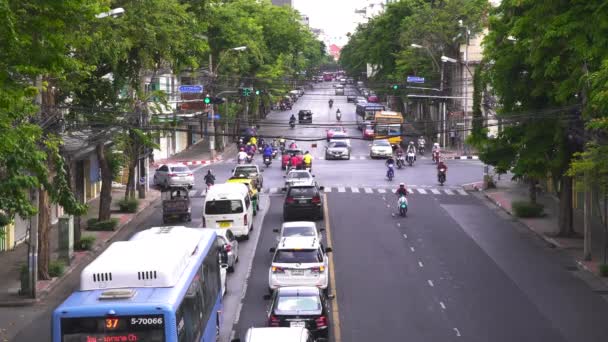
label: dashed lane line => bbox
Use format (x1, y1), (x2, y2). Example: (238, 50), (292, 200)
(418, 261), (424, 268)
(410, 247), (415, 252)
(440, 302), (446, 310)
(428, 280), (435, 287)
(454, 328), (461, 337)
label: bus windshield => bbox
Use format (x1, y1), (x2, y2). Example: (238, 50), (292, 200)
(364, 110), (376, 121)
(375, 124), (401, 136)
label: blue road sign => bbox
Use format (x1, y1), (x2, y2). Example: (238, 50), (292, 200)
(407, 76), (425, 84)
(179, 85), (204, 93)
(207, 113), (221, 119)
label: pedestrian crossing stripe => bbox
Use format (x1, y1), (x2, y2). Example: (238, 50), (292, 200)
(260, 186), (468, 196)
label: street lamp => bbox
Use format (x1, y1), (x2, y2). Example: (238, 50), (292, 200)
(410, 43), (440, 72)
(95, 7), (125, 19)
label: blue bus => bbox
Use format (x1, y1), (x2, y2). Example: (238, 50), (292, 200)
(52, 226), (223, 342)
(355, 102), (385, 129)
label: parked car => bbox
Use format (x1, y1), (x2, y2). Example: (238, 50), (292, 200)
(283, 184), (324, 221)
(264, 286), (332, 338)
(207, 229), (239, 272)
(153, 164), (194, 189)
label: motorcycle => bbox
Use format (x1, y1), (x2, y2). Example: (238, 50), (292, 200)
(246, 153), (253, 164)
(387, 164), (395, 181)
(438, 169), (446, 185)
(336, 112), (341, 121)
(398, 196), (408, 217)
(329, 101), (333, 109)
(289, 120), (296, 129)
(432, 150), (440, 164)
(418, 143), (425, 155)
(271, 148), (278, 159)
(396, 153), (405, 169)
(263, 156), (272, 168)
(406, 152), (415, 166)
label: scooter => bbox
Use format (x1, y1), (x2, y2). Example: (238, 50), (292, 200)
(418, 143), (425, 155)
(271, 148), (278, 159)
(263, 156), (272, 168)
(396, 153), (405, 169)
(438, 169), (446, 186)
(336, 112), (341, 121)
(246, 153), (253, 164)
(406, 152), (415, 166)
(432, 151), (440, 164)
(387, 164), (395, 181)
(289, 121), (295, 129)
(398, 196), (408, 217)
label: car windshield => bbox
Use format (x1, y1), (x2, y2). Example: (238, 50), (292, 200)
(285, 150), (303, 156)
(205, 200), (243, 215)
(235, 166), (257, 175)
(289, 187), (316, 197)
(274, 249), (322, 263)
(283, 226), (316, 237)
(288, 172), (311, 179)
(373, 140), (390, 147)
(170, 166), (189, 173)
(276, 295), (321, 312)
(330, 142), (347, 148)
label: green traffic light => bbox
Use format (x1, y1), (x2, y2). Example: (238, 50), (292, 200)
(204, 96), (211, 104)
(255, 90), (260, 95)
(392, 85), (399, 90)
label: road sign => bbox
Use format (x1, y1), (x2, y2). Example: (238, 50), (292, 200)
(406, 76), (425, 84)
(139, 177), (146, 185)
(179, 85), (203, 93)
(207, 113), (220, 119)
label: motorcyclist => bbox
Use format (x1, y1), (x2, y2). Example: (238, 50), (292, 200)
(303, 151), (313, 169)
(204, 170), (215, 186)
(249, 136), (257, 147)
(289, 114), (296, 125)
(278, 137), (286, 148)
(395, 182), (408, 197)
(237, 148), (248, 163)
(386, 155), (395, 167)
(263, 144), (273, 159)
(329, 99), (334, 107)
(395, 144), (404, 157)
(289, 140), (298, 149)
(406, 141), (417, 161)
(432, 142), (441, 153)
(336, 108), (341, 121)
(290, 153), (302, 170)
(437, 159), (448, 174)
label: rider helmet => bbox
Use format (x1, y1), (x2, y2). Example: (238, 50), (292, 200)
(240, 147), (244, 151)
(399, 183), (405, 187)
(409, 141), (414, 145)
(305, 151), (309, 154)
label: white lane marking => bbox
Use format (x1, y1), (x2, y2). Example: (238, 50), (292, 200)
(324, 187), (332, 193)
(378, 188), (386, 193)
(431, 188), (441, 194)
(418, 261), (424, 268)
(454, 328), (461, 337)
(359, 156), (365, 160)
(457, 189), (468, 195)
(417, 188), (427, 194)
(234, 302), (244, 324)
(444, 189), (455, 195)
(338, 186), (346, 193)
(407, 188), (414, 194)
(403, 234), (407, 239)
(351, 187), (360, 193)
(427, 280), (434, 287)
(364, 187), (373, 193)
(440, 302), (446, 310)
(410, 247), (415, 252)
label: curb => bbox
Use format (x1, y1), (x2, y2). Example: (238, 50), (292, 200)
(452, 155), (479, 160)
(481, 191), (562, 249)
(0, 195), (161, 307)
(152, 156), (223, 168)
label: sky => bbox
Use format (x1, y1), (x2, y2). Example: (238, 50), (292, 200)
(293, 0), (373, 46)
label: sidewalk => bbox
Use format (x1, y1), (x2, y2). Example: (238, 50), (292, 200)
(0, 187), (160, 306)
(151, 139), (236, 167)
(478, 176), (608, 282)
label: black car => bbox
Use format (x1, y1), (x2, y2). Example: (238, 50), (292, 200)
(283, 184), (324, 221)
(346, 94), (357, 103)
(298, 110), (313, 123)
(265, 286), (331, 339)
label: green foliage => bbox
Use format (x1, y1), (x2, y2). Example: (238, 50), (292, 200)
(469, 61), (487, 145)
(599, 264), (608, 277)
(86, 218), (119, 231)
(48, 260), (66, 278)
(76, 235), (96, 251)
(511, 201), (545, 218)
(117, 197), (139, 213)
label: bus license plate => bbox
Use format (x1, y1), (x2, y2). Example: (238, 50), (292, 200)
(219, 221), (232, 228)
(290, 321), (305, 328)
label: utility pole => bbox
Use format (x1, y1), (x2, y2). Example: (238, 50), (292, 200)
(209, 54), (216, 159)
(583, 172), (592, 260)
(462, 24), (470, 154)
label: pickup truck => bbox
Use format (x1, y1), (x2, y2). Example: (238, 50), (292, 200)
(232, 164), (264, 190)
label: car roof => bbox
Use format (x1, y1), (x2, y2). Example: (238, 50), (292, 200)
(331, 132), (348, 137)
(276, 286), (321, 296)
(298, 109), (312, 113)
(277, 236), (320, 249)
(373, 139), (390, 144)
(282, 221), (317, 229)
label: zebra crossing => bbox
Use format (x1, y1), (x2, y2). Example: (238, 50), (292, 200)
(261, 186), (469, 196)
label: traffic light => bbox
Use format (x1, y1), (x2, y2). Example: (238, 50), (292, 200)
(392, 84), (399, 90)
(255, 89), (260, 95)
(204, 95), (211, 104)
(241, 87), (253, 97)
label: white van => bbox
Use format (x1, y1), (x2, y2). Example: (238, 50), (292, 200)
(232, 327), (323, 342)
(203, 183), (254, 240)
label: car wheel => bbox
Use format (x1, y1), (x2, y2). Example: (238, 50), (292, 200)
(347, 155), (351, 160)
(243, 232), (250, 241)
(188, 185), (193, 190)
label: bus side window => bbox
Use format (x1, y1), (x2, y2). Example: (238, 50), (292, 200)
(177, 275), (204, 342)
(200, 239), (221, 325)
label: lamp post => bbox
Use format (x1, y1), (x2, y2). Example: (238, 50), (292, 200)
(208, 46), (247, 158)
(410, 44), (440, 72)
(458, 20), (471, 153)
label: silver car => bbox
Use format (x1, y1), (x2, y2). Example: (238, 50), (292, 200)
(208, 228), (239, 272)
(153, 164), (194, 189)
(370, 139), (394, 158)
(284, 170), (315, 188)
(325, 140), (350, 160)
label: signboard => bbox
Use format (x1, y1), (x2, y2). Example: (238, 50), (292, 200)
(207, 113), (221, 119)
(406, 76), (425, 84)
(179, 85), (203, 93)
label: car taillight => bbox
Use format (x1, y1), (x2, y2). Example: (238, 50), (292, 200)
(315, 315), (328, 328)
(224, 244), (232, 252)
(286, 197), (295, 204)
(311, 266), (325, 273)
(271, 266), (285, 273)
(244, 214), (248, 226)
(311, 196), (321, 204)
(268, 315), (280, 327)
(168, 173), (176, 177)
(187, 173), (193, 177)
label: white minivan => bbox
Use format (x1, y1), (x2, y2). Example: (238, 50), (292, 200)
(203, 183), (254, 240)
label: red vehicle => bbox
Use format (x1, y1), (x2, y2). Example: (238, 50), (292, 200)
(326, 126), (347, 141)
(362, 124), (375, 139)
(323, 73), (333, 82)
(281, 148), (303, 170)
(367, 95), (379, 103)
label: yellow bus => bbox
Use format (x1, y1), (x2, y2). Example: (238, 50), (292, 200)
(374, 111), (403, 147)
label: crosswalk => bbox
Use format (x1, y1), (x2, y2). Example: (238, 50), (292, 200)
(262, 186), (469, 196)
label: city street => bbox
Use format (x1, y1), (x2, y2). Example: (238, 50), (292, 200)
(8, 82), (608, 342)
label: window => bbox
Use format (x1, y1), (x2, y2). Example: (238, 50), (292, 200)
(274, 249), (322, 263)
(201, 240), (221, 323)
(329, 142), (347, 148)
(276, 295), (321, 312)
(288, 187), (316, 197)
(171, 166), (189, 173)
(159, 165), (168, 172)
(176, 273), (204, 342)
(283, 226), (316, 237)
(245, 196), (251, 209)
(205, 200), (243, 214)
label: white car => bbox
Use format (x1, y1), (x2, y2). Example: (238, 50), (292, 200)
(268, 236), (332, 294)
(153, 163), (194, 189)
(370, 139), (393, 158)
(273, 221), (324, 243)
(207, 228), (239, 272)
(284, 170), (315, 188)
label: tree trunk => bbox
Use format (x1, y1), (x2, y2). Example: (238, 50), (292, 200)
(558, 175), (574, 236)
(37, 188), (51, 280)
(529, 178), (537, 204)
(67, 159), (82, 243)
(96, 144), (113, 221)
